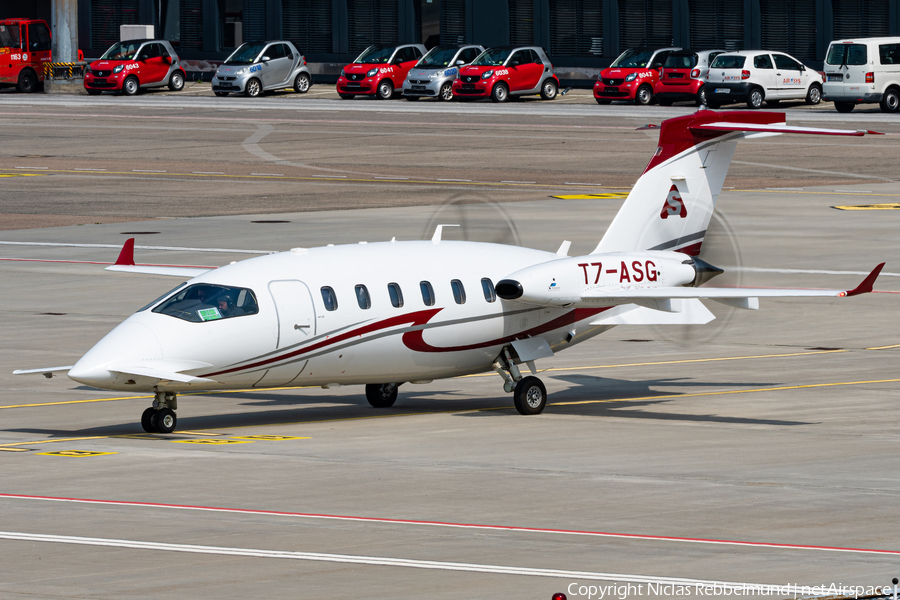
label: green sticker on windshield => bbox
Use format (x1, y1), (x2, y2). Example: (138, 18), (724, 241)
(198, 307), (222, 321)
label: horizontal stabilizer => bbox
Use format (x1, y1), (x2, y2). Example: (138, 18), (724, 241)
(693, 122), (883, 137)
(13, 366), (74, 377)
(589, 299), (715, 325)
(105, 265), (212, 277)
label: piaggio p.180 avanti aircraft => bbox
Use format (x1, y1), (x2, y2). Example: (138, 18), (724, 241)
(16, 109), (885, 434)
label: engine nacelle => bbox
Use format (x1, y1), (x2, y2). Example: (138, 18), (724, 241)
(496, 252), (700, 306)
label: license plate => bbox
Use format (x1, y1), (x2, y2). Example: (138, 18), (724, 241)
(827, 74), (842, 82)
(411, 85), (425, 91)
(461, 84), (475, 90)
(714, 88), (730, 94)
(604, 87), (618, 93)
(94, 78), (107, 84)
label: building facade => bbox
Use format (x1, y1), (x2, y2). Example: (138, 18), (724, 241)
(4, 0), (900, 81)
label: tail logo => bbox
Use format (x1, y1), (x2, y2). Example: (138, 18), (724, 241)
(660, 184), (687, 219)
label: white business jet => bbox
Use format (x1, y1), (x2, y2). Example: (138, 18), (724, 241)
(15, 109), (885, 434)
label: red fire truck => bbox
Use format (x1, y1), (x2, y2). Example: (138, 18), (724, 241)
(0, 18), (52, 92)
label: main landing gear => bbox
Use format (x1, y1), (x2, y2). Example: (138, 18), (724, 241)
(493, 347), (548, 415)
(141, 391), (178, 434)
(365, 383), (399, 408)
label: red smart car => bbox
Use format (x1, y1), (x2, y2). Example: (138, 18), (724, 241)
(594, 47), (679, 105)
(337, 44), (426, 99)
(452, 46), (559, 102)
(84, 39), (185, 95)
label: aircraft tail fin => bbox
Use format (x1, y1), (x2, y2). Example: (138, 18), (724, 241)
(592, 110), (880, 256)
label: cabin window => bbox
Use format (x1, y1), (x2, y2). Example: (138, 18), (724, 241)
(451, 279), (466, 304)
(388, 282), (404, 308)
(481, 278), (496, 303)
(355, 284), (371, 309)
(152, 283), (259, 322)
(420, 281), (435, 306)
(321, 286), (338, 311)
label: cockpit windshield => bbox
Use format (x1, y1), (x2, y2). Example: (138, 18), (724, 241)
(355, 45), (394, 64)
(224, 42), (267, 65)
(418, 46), (460, 68)
(471, 48), (512, 66)
(152, 283), (259, 322)
(100, 41), (143, 61)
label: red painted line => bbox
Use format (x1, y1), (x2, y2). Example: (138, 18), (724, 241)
(0, 258), (215, 268)
(2, 493), (897, 556)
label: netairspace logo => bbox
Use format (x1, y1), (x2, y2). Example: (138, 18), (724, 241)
(566, 582), (889, 599)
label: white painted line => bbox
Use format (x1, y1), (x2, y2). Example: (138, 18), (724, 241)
(501, 180), (536, 184)
(132, 169), (167, 173)
(15, 166), (48, 169)
(727, 266), (900, 277)
(565, 182), (603, 186)
(0, 531), (794, 591)
(436, 178), (472, 182)
(250, 173), (284, 176)
(0, 241), (273, 254)
(192, 171), (224, 175)
(311, 175), (347, 178)
(74, 168), (106, 171)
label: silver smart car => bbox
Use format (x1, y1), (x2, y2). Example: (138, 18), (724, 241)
(401, 44), (485, 101)
(212, 40), (312, 97)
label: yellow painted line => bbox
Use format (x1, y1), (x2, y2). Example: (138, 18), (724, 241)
(867, 344), (900, 350)
(0, 394), (152, 410)
(0, 436), (109, 448)
(460, 349), (848, 378)
(233, 435), (310, 441)
(0, 447), (29, 452)
(171, 439), (253, 445)
(0, 173), (44, 178)
(833, 204), (900, 211)
(551, 193), (629, 200)
(36, 450), (117, 457)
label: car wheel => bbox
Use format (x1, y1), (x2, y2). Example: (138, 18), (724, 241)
(168, 70), (185, 91)
(86, 89), (102, 96)
(879, 88), (900, 112)
(540, 78), (558, 100)
(245, 78), (262, 97)
(635, 84), (653, 105)
(16, 69), (37, 93)
(214, 91), (228, 97)
(439, 82), (453, 101)
(293, 72), (310, 93)
(122, 76), (139, 96)
(805, 83), (822, 105)
(404, 95), (420, 101)
(376, 79), (393, 100)
(834, 101), (855, 113)
(491, 82), (509, 103)
(746, 87), (764, 109)
(696, 86), (708, 106)
(339, 93), (355, 100)
(595, 98), (611, 105)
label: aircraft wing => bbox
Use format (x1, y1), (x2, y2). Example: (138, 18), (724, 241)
(104, 238), (215, 278)
(580, 263), (884, 312)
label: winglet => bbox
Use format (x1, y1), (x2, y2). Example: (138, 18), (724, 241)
(844, 263), (885, 297)
(115, 238), (136, 266)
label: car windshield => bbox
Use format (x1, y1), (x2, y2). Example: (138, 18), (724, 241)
(224, 42), (267, 65)
(152, 283), (259, 322)
(664, 53), (698, 68)
(0, 24), (19, 48)
(418, 46), (460, 68)
(355, 45), (394, 64)
(826, 43), (867, 66)
(471, 48), (512, 66)
(710, 55), (746, 69)
(611, 49), (655, 68)
(100, 41), (143, 61)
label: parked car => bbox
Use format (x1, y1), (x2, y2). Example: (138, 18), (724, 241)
(337, 44), (427, 99)
(655, 49), (725, 106)
(452, 46), (559, 102)
(0, 18), (52, 93)
(594, 47), (680, 105)
(823, 37), (900, 113)
(212, 40), (311, 97)
(84, 39), (185, 95)
(705, 50), (823, 109)
(401, 44), (484, 101)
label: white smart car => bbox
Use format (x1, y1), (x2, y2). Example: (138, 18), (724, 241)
(705, 50), (823, 109)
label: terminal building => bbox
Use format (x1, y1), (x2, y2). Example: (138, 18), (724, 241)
(5, 0), (900, 82)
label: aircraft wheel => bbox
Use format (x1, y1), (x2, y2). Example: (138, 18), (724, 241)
(513, 376), (547, 415)
(141, 407), (158, 433)
(155, 407), (177, 434)
(365, 383), (398, 408)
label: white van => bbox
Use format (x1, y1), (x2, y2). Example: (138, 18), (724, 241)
(822, 37), (900, 113)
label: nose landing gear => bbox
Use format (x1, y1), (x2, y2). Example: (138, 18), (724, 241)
(141, 391), (178, 433)
(493, 347), (548, 415)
